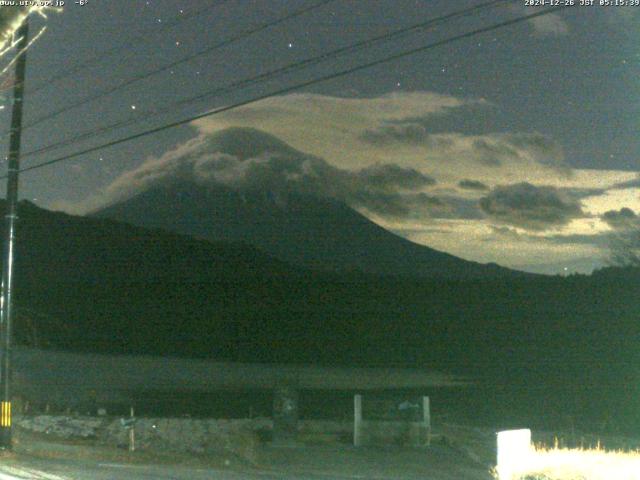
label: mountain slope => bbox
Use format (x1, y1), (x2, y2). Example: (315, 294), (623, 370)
(7, 200), (306, 358)
(94, 128), (523, 280)
(3, 200), (640, 433)
(98, 183), (518, 279)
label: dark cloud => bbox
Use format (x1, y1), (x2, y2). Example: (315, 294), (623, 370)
(503, 132), (570, 174)
(359, 192), (483, 221)
(360, 123), (426, 146)
(489, 227), (611, 256)
(520, 208), (640, 268)
(360, 124), (569, 173)
(507, 132), (558, 153)
(437, 196), (485, 220)
(407, 193), (444, 208)
(562, 187), (607, 199)
(468, 133), (568, 170)
(490, 225), (517, 235)
(458, 179), (489, 191)
(359, 123), (454, 149)
(602, 208), (639, 231)
(471, 139), (515, 166)
(608, 237), (640, 267)
(600, 186), (640, 267)
(479, 182), (585, 231)
(603, 210), (640, 266)
(358, 164), (436, 191)
(539, 233), (610, 248)
(609, 174), (640, 191)
(382, 103), (498, 136)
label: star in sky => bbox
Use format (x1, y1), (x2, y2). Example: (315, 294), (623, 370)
(0, 0), (635, 275)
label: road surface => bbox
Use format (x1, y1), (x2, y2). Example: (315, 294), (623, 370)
(0, 445), (493, 480)
(0, 462), (486, 480)
(0, 461), (339, 480)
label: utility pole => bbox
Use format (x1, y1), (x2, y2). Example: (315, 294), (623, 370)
(0, 19), (29, 450)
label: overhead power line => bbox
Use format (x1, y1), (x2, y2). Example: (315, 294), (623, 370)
(27, 1), (232, 96)
(21, 0), (510, 162)
(14, 0), (336, 133)
(6, 5), (572, 179)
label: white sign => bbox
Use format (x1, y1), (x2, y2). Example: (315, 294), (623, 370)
(496, 429), (532, 480)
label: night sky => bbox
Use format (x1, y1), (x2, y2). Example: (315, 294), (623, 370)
(0, 0), (638, 274)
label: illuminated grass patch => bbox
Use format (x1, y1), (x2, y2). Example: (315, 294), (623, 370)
(495, 442), (640, 480)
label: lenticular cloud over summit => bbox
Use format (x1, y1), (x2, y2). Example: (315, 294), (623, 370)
(87, 127), (438, 220)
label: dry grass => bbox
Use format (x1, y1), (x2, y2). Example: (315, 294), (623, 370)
(495, 442), (640, 480)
